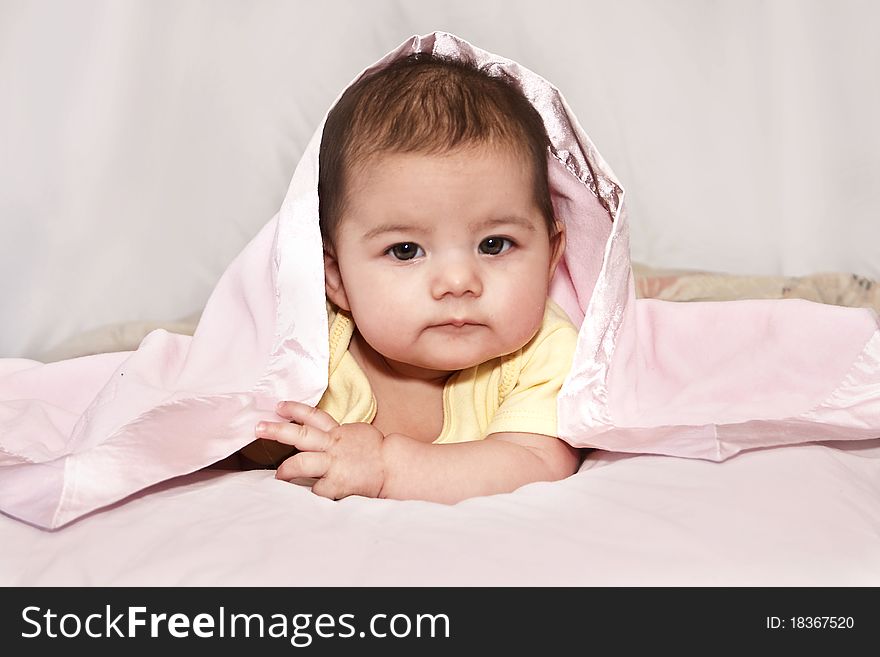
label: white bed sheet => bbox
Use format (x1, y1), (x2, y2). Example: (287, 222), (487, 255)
(4, 440), (878, 586)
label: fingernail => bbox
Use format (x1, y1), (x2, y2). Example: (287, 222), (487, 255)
(256, 422), (266, 434)
(276, 401), (285, 409)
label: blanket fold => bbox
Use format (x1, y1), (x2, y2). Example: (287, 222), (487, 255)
(2, 32), (878, 529)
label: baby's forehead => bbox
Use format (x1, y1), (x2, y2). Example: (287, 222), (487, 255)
(348, 146), (536, 200)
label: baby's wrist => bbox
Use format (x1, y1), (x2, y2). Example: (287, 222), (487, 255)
(376, 431), (412, 499)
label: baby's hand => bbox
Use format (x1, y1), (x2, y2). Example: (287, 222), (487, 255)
(255, 401), (386, 500)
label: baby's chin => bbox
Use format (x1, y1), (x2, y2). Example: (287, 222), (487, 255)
(406, 347), (515, 373)
(377, 331), (539, 374)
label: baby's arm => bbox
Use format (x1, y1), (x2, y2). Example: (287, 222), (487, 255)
(378, 431), (580, 503)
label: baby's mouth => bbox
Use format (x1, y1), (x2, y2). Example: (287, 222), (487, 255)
(429, 319), (484, 330)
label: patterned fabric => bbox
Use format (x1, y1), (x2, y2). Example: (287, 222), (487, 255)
(632, 263), (880, 310)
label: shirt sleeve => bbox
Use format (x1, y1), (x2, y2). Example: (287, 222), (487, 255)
(485, 319), (578, 438)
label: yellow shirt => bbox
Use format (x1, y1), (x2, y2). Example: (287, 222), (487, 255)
(318, 299), (578, 443)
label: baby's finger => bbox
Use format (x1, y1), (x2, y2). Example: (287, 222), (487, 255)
(255, 420), (331, 452)
(276, 450), (331, 482)
(275, 401), (339, 432)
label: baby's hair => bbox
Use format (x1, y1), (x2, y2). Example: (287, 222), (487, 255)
(318, 52), (556, 244)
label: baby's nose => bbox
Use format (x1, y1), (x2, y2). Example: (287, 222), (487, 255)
(431, 257), (482, 299)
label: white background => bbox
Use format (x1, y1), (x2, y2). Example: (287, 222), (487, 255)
(2, 0), (878, 358)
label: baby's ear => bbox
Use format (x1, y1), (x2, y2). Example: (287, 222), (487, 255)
(323, 246), (351, 311)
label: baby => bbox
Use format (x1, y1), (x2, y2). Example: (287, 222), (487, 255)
(241, 53), (581, 502)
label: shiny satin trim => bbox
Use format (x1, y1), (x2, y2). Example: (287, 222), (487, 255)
(799, 326), (880, 428)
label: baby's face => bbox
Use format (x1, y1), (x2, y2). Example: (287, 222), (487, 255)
(325, 145), (563, 376)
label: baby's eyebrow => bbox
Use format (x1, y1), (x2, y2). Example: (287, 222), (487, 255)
(469, 216), (537, 232)
(362, 223), (432, 240)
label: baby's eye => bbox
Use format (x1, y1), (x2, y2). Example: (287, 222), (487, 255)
(478, 237), (513, 256)
(386, 242), (424, 261)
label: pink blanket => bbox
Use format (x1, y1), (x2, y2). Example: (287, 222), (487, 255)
(2, 32), (878, 529)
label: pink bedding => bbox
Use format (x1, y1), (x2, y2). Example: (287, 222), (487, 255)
(1, 32), (879, 533)
(2, 439), (878, 586)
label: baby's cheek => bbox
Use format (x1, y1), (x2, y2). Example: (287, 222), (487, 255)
(504, 294), (547, 344)
(352, 313), (409, 357)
